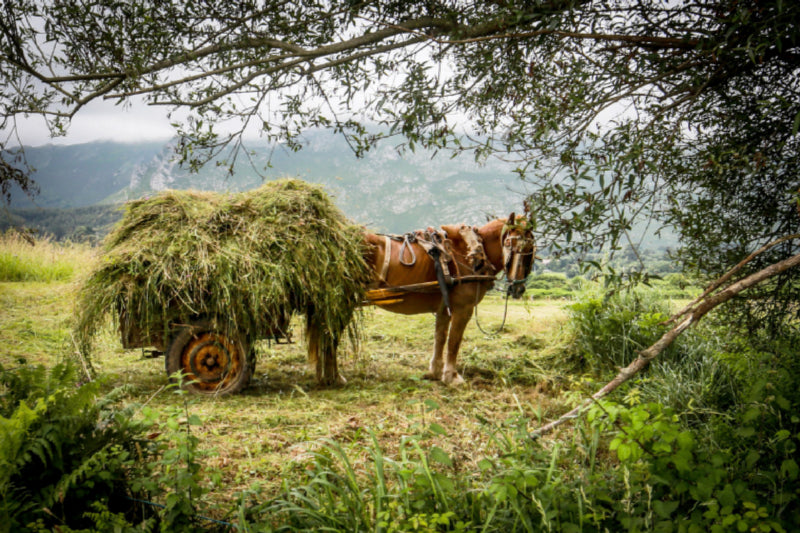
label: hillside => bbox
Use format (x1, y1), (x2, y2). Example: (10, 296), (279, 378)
(5, 132), (524, 234)
(0, 204), (122, 242)
(5, 141), (165, 209)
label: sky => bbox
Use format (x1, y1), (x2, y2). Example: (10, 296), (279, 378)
(12, 96), (180, 147)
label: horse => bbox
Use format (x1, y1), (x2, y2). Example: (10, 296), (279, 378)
(363, 213), (536, 385)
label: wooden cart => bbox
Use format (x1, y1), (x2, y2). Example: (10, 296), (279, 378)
(118, 275), (492, 395)
(119, 309), (292, 396)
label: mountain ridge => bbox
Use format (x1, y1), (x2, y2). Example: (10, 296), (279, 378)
(6, 133), (526, 234)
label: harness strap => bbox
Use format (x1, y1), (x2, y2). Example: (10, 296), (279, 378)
(428, 245), (452, 315)
(377, 227), (488, 315)
(380, 235), (392, 282)
(398, 233), (417, 266)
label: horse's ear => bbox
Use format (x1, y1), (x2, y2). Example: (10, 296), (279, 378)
(508, 212), (516, 225)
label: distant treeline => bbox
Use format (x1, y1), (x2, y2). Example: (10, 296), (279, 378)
(1, 204), (123, 243)
(541, 246), (682, 277)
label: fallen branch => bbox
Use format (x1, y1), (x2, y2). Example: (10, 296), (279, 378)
(530, 250), (800, 439)
(669, 234), (800, 325)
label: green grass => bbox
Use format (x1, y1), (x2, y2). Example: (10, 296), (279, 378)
(5, 238), (798, 532)
(0, 231), (94, 282)
(1, 263), (572, 507)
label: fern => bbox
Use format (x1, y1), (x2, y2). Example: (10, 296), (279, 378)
(50, 444), (128, 508)
(0, 397), (48, 485)
(80, 501), (158, 533)
(0, 360), (154, 531)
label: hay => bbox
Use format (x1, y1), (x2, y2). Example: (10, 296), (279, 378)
(75, 178), (371, 365)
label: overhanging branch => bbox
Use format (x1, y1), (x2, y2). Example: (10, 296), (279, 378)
(530, 245), (800, 439)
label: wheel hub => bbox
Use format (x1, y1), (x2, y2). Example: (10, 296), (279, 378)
(181, 332), (243, 390)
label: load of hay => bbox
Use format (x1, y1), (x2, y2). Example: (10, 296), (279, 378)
(75, 178), (371, 382)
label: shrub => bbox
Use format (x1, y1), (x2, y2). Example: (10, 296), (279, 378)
(564, 289), (677, 373)
(0, 361), (230, 532)
(0, 361), (154, 531)
(562, 287), (739, 427)
(525, 272), (582, 299)
(588, 396), (799, 533)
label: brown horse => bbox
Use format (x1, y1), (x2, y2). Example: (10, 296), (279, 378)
(364, 213), (535, 385)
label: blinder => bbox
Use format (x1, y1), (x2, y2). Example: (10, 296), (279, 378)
(501, 227), (536, 298)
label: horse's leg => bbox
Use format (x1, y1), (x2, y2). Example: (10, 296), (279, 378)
(442, 307), (472, 386)
(318, 334), (346, 386)
(306, 307), (346, 386)
(424, 305), (450, 380)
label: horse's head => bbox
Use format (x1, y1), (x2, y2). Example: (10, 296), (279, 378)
(501, 213), (536, 299)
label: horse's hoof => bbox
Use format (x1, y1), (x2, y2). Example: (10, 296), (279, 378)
(422, 372), (441, 381)
(443, 372), (465, 386)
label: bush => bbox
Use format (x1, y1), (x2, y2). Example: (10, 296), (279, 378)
(0, 361), (154, 531)
(525, 272), (582, 299)
(561, 288), (800, 532)
(563, 287), (741, 425)
(588, 395), (799, 532)
(0, 361), (230, 532)
(564, 289), (676, 373)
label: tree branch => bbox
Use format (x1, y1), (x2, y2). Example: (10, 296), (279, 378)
(669, 233), (800, 324)
(530, 248), (800, 439)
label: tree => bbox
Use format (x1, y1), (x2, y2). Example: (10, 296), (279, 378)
(2, 0), (799, 324)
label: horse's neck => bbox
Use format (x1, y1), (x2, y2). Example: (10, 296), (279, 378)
(477, 219), (506, 272)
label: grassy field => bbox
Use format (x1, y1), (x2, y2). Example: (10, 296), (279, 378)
(6, 234), (798, 533)
(0, 237), (576, 506)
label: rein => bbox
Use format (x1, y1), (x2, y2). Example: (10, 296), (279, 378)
(474, 228), (535, 335)
(473, 285), (512, 336)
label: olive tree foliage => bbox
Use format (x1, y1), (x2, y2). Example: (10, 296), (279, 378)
(1, 0), (799, 324)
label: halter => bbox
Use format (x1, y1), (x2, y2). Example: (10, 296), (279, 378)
(500, 228), (536, 295)
(474, 225), (536, 335)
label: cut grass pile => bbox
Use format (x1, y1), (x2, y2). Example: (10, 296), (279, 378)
(74, 178), (372, 361)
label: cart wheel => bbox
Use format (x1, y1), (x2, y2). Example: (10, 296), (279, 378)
(165, 320), (253, 395)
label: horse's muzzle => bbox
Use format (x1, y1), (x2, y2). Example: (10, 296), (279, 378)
(508, 281), (526, 299)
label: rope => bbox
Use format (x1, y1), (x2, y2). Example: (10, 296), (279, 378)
(473, 284), (512, 335)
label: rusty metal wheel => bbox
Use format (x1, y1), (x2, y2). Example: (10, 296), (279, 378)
(165, 320), (253, 395)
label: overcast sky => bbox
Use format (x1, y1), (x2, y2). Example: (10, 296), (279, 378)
(13, 97), (180, 147)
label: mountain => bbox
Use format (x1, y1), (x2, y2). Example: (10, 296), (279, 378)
(6, 141), (165, 209)
(7, 132), (527, 234)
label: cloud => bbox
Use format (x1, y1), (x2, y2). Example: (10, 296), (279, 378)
(12, 97), (180, 147)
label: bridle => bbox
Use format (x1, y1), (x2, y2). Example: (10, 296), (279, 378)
(474, 223), (536, 335)
(501, 227), (536, 295)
